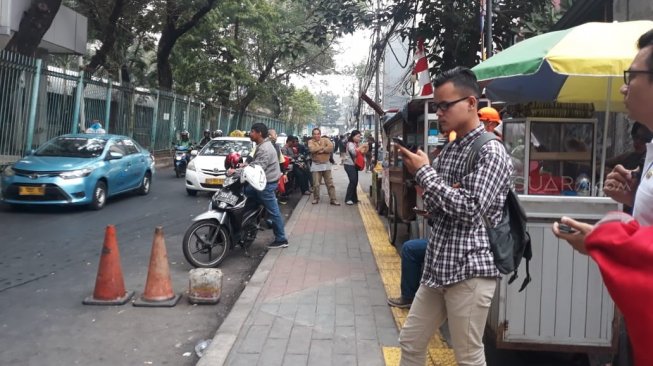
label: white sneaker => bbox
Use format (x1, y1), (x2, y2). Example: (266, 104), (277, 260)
(346, 200), (354, 205)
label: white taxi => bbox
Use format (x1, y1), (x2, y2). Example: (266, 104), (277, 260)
(184, 137), (254, 195)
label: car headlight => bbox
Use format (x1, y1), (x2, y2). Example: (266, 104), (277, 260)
(2, 165), (15, 177)
(59, 168), (93, 179)
(187, 160), (195, 171)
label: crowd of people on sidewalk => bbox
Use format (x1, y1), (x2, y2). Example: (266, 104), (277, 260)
(208, 27), (653, 366)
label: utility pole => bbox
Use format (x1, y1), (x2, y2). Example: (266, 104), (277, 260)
(373, 0), (381, 164)
(485, 0), (493, 58)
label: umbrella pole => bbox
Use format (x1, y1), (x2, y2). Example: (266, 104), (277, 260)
(599, 78), (612, 196)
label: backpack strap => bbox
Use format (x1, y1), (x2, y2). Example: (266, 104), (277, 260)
(465, 132), (498, 176)
(465, 132), (499, 228)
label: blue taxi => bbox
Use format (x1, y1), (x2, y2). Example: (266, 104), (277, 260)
(1, 134), (155, 210)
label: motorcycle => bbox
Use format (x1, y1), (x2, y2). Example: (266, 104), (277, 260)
(172, 145), (193, 178)
(182, 164), (267, 268)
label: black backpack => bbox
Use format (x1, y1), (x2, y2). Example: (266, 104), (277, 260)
(466, 133), (532, 292)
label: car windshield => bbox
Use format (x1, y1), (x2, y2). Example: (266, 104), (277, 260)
(201, 140), (251, 157)
(35, 137), (107, 158)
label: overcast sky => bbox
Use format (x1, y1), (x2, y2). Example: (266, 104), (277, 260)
(291, 29), (373, 99)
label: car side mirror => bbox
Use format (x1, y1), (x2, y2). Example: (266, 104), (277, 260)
(190, 150), (198, 156)
(107, 151), (123, 160)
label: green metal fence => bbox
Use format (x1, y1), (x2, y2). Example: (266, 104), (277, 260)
(0, 50), (289, 167)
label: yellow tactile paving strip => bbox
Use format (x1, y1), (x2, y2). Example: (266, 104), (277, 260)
(357, 187), (458, 366)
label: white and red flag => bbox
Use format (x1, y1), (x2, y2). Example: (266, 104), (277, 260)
(413, 38), (433, 97)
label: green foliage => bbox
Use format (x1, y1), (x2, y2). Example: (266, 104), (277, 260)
(315, 92), (341, 126)
(386, 0), (550, 75)
(517, 0), (574, 39)
(171, 0), (369, 124)
(284, 87), (322, 133)
(66, 0), (155, 82)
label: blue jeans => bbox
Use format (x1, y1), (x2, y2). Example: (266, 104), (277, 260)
(245, 182), (287, 242)
(400, 239), (427, 300)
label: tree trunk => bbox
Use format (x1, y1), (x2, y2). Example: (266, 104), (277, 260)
(236, 92), (257, 130)
(156, 29), (175, 90)
(84, 0), (127, 75)
(156, 0), (219, 90)
(4, 0), (63, 57)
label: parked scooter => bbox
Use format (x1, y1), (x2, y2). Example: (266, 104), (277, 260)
(182, 156), (267, 267)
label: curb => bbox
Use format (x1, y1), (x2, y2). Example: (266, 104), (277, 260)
(196, 194), (310, 366)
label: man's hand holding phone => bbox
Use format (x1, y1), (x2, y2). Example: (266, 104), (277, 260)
(394, 140), (430, 175)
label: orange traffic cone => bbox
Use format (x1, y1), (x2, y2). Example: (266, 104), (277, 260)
(83, 225), (134, 305)
(133, 226), (181, 307)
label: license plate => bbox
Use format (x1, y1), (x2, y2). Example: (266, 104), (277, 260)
(19, 186), (45, 196)
(206, 178), (224, 185)
(215, 190), (238, 205)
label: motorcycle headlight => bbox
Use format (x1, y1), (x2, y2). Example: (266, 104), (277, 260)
(187, 160), (195, 171)
(175, 155), (182, 161)
(59, 168), (93, 179)
(2, 165), (15, 177)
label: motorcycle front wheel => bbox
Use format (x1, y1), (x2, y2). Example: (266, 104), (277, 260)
(183, 220), (231, 267)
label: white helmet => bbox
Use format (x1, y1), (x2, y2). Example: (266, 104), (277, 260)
(241, 164), (267, 191)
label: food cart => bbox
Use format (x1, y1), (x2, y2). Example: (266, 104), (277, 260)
(486, 103), (622, 356)
(380, 96), (441, 244)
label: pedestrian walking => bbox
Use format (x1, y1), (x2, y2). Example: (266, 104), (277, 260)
(308, 128), (340, 205)
(343, 130), (366, 205)
(395, 67), (513, 366)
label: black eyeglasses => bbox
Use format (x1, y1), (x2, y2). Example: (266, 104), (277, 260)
(433, 96), (470, 112)
(623, 70), (653, 85)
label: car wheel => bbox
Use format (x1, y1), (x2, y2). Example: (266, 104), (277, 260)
(90, 181), (107, 210)
(137, 172), (152, 195)
(186, 188), (197, 196)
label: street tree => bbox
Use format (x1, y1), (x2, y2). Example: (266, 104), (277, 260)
(386, 0), (550, 75)
(283, 87), (322, 134)
(315, 92), (342, 126)
(4, 0), (63, 57)
(154, 0), (220, 90)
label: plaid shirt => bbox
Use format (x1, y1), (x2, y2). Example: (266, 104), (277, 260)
(415, 125), (513, 288)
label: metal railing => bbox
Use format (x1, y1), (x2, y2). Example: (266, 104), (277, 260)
(0, 50), (289, 167)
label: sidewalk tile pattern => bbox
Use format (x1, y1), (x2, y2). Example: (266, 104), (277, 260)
(224, 169), (399, 366)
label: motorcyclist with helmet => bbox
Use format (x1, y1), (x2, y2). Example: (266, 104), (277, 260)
(175, 130), (193, 148)
(212, 129), (223, 138)
(199, 129), (212, 148)
(227, 123), (288, 249)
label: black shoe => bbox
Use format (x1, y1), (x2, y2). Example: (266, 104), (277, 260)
(267, 240), (289, 249)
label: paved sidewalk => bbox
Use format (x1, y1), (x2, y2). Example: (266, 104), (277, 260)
(198, 165), (399, 366)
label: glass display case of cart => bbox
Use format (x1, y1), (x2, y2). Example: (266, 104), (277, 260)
(501, 102), (598, 196)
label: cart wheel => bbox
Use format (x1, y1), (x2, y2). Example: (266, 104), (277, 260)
(386, 192), (398, 245)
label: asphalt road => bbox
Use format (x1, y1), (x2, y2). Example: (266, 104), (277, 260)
(0, 168), (300, 366)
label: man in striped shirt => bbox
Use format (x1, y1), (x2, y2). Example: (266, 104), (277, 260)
(396, 67), (513, 366)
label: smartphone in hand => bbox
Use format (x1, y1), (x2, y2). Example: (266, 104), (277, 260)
(558, 223), (577, 234)
(392, 137), (408, 148)
(393, 137), (417, 152)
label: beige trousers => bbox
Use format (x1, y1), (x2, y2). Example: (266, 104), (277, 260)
(312, 170), (337, 201)
(399, 278), (497, 366)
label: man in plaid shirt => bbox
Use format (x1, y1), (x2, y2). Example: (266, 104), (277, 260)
(396, 67), (513, 366)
